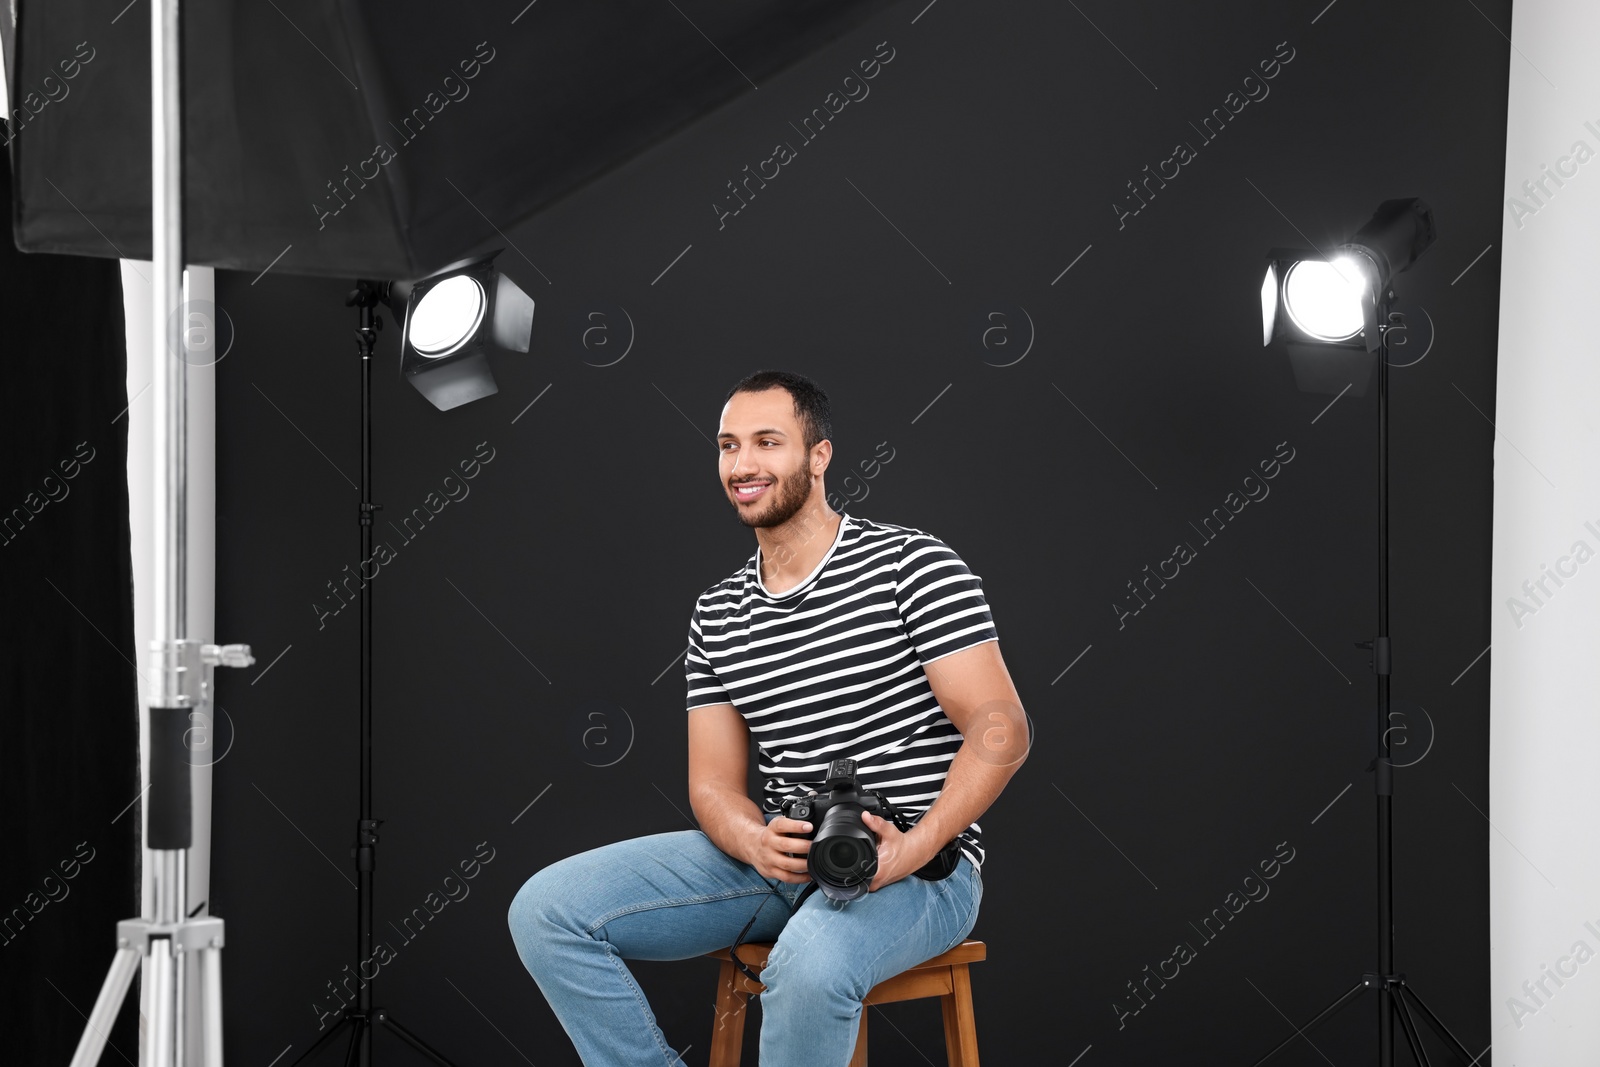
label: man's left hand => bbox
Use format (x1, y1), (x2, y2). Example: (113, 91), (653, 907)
(861, 811), (938, 892)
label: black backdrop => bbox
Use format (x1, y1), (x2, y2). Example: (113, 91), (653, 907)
(0, 157), (140, 1061)
(16, 0), (1511, 1063)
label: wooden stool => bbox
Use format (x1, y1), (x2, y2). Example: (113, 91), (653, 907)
(705, 939), (984, 1067)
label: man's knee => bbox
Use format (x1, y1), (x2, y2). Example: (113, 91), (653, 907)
(507, 831), (718, 956)
(758, 936), (867, 1008)
(506, 836), (661, 943)
(507, 858), (582, 947)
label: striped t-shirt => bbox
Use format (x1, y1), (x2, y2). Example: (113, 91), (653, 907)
(685, 513), (1000, 872)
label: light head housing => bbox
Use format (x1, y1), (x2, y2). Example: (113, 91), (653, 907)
(1260, 198), (1436, 395)
(395, 251), (535, 411)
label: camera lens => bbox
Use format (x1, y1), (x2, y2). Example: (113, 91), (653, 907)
(809, 803), (876, 896)
(814, 835), (871, 883)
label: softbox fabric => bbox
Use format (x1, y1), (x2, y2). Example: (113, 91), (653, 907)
(7, 0), (895, 280)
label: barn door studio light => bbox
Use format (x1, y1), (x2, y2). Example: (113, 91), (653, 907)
(1261, 198), (1436, 395)
(392, 251), (536, 411)
(1250, 198), (1477, 1067)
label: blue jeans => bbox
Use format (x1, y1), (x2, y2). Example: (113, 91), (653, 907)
(507, 813), (982, 1066)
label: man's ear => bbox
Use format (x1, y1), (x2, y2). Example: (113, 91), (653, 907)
(811, 439), (833, 475)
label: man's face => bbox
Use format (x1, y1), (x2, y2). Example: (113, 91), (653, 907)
(717, 388), (820, 529)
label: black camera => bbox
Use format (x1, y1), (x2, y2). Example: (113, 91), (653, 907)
(779, 758), (889, 902)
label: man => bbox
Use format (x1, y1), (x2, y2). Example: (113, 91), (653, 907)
(508, 370), (1028, 1066)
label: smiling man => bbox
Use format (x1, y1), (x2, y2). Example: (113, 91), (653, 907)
(508, 369), (1028, 1066)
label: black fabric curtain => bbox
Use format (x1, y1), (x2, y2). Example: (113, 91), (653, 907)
(0, 156), (140, 1063)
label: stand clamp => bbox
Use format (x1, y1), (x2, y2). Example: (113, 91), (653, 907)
(1354, 637), (1391, 676)
(1361, 971), (1408, 989)
(355, 819), (383, 873)
(148, 638), (256, 709)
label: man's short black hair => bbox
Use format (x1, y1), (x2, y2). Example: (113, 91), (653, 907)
(724, 370), (833, 455)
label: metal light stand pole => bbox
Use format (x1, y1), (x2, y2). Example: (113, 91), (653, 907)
(69, 0), (255, 1063)
(1252, 290), (1475, 1067)
(286, 284), (461, 1067)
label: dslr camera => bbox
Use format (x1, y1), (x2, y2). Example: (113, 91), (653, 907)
(779, 758), (891, 902)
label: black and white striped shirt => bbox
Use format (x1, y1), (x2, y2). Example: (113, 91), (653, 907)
(685, 513), (1000, 871)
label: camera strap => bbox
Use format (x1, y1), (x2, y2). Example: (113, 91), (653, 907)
(727, 879), (815, 985)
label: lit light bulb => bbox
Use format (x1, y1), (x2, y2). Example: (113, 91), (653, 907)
(1282, 257), (1367, 342)
(408, 276), (487, 357)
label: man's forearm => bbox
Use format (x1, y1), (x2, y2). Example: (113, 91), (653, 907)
(691, 782), (768, 865)
(905, 738), (1023, 859)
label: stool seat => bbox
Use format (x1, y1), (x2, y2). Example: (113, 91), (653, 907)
(705, 939), (984, 1066)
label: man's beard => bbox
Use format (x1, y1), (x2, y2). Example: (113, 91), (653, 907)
(732, 463), (812, 529)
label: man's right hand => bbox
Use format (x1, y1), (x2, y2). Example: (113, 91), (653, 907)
(746, 817), (815, 884)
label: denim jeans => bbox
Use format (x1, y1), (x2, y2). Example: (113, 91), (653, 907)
(507, 812), (982, 1066)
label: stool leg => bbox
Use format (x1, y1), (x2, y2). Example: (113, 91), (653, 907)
(709, 960), (748, 1067)
(848, 1006), (868, 1067)
(940, 964), (980, 1067)
(940, 985), (961, 1067)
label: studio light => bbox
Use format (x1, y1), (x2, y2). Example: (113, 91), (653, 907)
(390, 250), (535, 411)
(1250, 198), (1475, 1067)
(1260, 198), (1436, 395)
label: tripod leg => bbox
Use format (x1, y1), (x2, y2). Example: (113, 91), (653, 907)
(287, 1015), (356, 1066)
(1251, 981), (1368, 1067)
(148, 938), (178, 1066)
(1399, 986), (1478, 1064)
(380, 1012), (462, 1067)
(199, 945), (225, 1067)
(1392, 991), (1433, 1067)
(68, 946), (142, 1067)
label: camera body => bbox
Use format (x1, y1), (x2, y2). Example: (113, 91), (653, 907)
(779, 758), (885, 902)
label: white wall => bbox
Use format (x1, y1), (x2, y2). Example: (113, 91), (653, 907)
(1490, 1), (1600, 1062)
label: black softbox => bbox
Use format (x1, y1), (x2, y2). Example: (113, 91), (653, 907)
(5, 0), (896, 280)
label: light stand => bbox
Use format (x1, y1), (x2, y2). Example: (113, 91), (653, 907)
(1253, 203), (1476, 1067)
(69, 0), (256, 1063)
(287, 282), (461, 1067)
